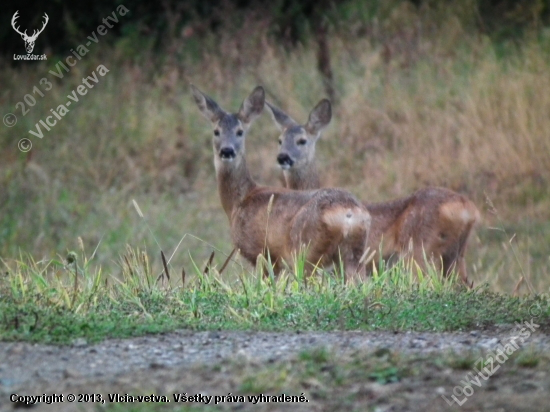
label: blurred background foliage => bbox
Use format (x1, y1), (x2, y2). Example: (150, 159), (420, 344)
(1, 0), (549, 57)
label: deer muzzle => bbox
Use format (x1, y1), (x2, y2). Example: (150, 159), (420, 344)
(277, 153), (294, 169)
(219, 147), (236, 161)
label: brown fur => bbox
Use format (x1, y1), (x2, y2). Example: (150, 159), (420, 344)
(191, 85), (372, 282)
(266, 100), (481, 287)
(366, 188), (480, 286)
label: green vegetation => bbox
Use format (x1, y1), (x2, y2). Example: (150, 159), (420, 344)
(1, 1), (550, 345)
(1, 247), (549, 344)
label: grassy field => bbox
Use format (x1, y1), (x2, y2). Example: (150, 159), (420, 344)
(1, 247), (549, 344)
(1, 2), (550, 344)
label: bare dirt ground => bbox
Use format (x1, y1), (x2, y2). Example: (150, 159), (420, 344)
(1, 327), (549, 412)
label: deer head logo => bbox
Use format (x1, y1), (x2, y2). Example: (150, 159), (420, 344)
(11, 11), (49, 54)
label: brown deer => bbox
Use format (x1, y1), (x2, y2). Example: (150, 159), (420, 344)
(266, 99), (480, 287)
(190, 85), (372, 281)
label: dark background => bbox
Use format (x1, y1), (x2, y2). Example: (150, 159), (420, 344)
(1, 0), (549, 58)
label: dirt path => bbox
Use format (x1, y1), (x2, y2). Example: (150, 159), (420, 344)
(1, 326), (549, 411)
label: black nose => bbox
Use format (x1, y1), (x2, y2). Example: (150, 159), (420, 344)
(277, 153), (294, 167)
(219, 147), (236, 159)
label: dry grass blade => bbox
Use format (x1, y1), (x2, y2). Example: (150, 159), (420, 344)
(513, 276), (524, 296)
(68, 252), (78, 309)
(124, 255), (134, 277)
(132, 199), (144, 218)
(263, 194), (275, 248)
(160, 250), (171, 281)
(72, 263), (78, 307)
(218, 248), (236, 276)
(203, 250), (215, 275)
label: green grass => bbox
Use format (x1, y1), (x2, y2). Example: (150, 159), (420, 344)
(1, 248), (549, 344)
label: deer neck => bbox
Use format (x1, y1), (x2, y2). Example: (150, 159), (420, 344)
(216, 157), (257, 219)
(284, 161), (321, 190)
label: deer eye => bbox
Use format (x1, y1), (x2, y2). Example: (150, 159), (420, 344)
(278, 139), (282, 145)
(236, 129), (244, 137)
(297, 138), (307, 146)
(214, 130), (220, 137)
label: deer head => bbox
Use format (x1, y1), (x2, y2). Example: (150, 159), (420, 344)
(12, 11), (49, 54)
(267, 99), (331, 171)
(191, 84), (265, 172)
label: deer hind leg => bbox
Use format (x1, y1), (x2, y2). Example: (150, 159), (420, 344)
(289, 216), (338, 280)
(456, 218), (477, 289)
(297, 223), (366, 283)
(296, 243), (331, 280)
(322, 209), (371, 284)
(340, 226), (371, 283)
(438, 200), (480, 288)
(397, 236), (429, 276)
(408, 245), (432, 277)
(252, 249), (286, 279)
(435, 219), (475, 288)
(290, 199), (337, 278)
(412, 240), (472, 288)
(302, 235), (352, 282)
(442, 231), (473, 288)
(404, 233), (453, 280)
(412, 226), (459, 278)
(458, 258), (473, 288)
(440, 251), (472, 288)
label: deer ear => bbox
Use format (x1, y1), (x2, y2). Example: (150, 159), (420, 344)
(190, 84), (225, 123)
(238, 86), (265, 126)
(305, 99), (332, 136)
(266, 102), (298, 131)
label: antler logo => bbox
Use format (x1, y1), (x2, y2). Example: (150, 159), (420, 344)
(11, 11), (49, 54)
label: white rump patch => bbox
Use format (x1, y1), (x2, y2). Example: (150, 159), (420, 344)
(322, 207), (371, 238)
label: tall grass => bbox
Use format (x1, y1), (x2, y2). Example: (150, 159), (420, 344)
(1, 3), (549, 293)
(2, 244), (549, 344)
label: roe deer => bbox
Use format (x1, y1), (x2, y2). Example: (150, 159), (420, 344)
(190, 85), (371, 281)
(266, 99), (480, 287)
